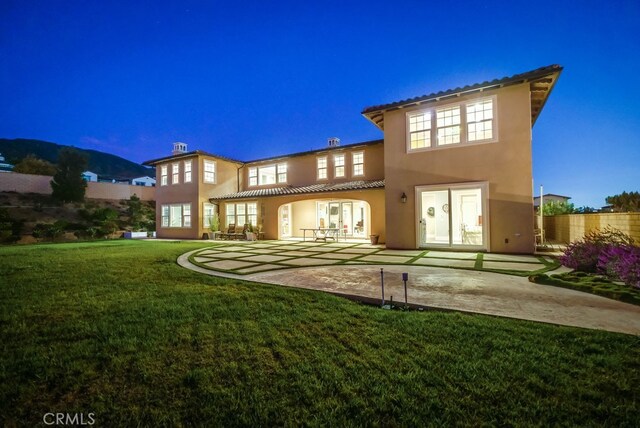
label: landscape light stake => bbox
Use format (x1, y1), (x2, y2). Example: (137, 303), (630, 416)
(402, 273), (409, 309)
(380, 268), (385, 307)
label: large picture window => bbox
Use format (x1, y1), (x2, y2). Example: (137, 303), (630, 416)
(249, 164), (287, 186)
(226, 202), (258, 227)
(407, 96), (497, 152)
(161, 203), (191, 228)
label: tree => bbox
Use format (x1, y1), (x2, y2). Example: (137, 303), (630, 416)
(50, 148), (88, 203)
(542, 200), (575, 215)
(13, 155), (57, 175)
(606, 191), (640, 212)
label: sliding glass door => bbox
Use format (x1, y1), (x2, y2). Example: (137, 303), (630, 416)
(417, 183), (487, 249)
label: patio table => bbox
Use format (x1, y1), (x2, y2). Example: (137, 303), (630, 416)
(300, 228), (340, 242)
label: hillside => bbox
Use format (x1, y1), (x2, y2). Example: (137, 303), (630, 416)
(0, 138), (154, 179)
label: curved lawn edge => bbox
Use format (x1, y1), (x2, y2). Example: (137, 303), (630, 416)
(529, 273), (640, 306)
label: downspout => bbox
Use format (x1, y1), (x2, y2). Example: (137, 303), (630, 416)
(237, 163), (245, 192)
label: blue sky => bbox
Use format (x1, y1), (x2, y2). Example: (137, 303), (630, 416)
(1, 0), (639, 208)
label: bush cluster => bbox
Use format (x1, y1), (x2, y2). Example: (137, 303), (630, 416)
(560, 227), (639, 289)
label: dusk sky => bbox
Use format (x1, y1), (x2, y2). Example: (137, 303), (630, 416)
(1, 0), (638, 208)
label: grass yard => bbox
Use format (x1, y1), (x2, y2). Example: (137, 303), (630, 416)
(1, 241), (639, 426)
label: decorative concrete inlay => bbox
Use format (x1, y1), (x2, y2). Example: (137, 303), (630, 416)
(235, 264), (285, 274)
(246, 243), (280, 248)
(241, 248), (281, 254)
(277, 250), (318, 257)
(194, 256), (219, 263)
(483, 253), (543, 263)
(336, 248), (379, 254)
(377, 249), (424, 256)
(212, 246), (250, 252)
(324, 242), (358, 247)
(282, 258), (339, 266)
(358, 255), (413, 264)
(424, 251), (478, 260)
(239, 254), (293, 263)
(311, 252), (360, 260)
(300, 246), (340, 253)
(211, 251), (253, 259)
(291, 242), (321, 246)
(198, 250), (223, 256)
(482, 261), (545, 272)
(413, 258), (476, 268)
(203, 260), (257, 270)
(268, 245), (305, 251)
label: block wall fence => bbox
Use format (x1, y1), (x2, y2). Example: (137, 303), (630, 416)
(0, 172), (155, 201)
(543, 213), (640, 243)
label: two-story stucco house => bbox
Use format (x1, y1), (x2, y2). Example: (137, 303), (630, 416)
(143, 65), (562, 254)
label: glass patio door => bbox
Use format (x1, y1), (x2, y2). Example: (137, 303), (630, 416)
(324, 201), (355, 237)
(280, 203), (291, 238)
(418, 184), (486, 249)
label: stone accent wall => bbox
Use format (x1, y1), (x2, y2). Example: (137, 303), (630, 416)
(544, 213), (640, 243)
(0, 172), (155, 201)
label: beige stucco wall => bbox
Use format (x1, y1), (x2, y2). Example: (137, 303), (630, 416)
(0, 171), (155, 200)
(544, 213), (640, 243)
(382, 84), (535, 253)
(242, 141), (384, 189)
(154, 154), (241, 239)
(221, 188), (386, 243)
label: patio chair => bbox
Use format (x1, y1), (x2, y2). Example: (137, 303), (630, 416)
(219, 223), (236, 240)
(232, 223), (249, 240)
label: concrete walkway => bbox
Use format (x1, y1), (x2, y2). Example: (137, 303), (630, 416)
(178, 244), (640, 335)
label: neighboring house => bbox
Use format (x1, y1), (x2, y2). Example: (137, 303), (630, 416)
(533, 194), (571, 208)
(143, 65), (563, 253)
(0, 153), (14, 172)
(131, 176), (156, 187)
(82, 171), (98, 182)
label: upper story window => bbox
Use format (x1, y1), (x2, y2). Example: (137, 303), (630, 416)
(203, 160), (216, 183)
(352, 152), (364, 176)
(407, 96), (497, 152)
(160, 165), (168, 186)
(317, 156), (328, 180)
(334, 154), (345, 178)
(467, 99), (494, 142)
(248, 163), (287, 186)
(184, 160), (192, 183)
(172, 163), (180, 184)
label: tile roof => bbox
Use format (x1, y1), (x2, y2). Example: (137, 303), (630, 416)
(210, 179), (385, 201)
(362, 64), (563, 129)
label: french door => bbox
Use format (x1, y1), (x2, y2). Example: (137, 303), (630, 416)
(417, 183), (488, 250)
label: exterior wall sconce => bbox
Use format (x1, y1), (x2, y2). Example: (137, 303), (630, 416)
(401, 192), (407, 204)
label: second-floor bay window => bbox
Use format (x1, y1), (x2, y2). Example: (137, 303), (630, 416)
(317, 156), (327, 180)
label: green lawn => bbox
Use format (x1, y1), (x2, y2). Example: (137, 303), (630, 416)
(1, 241), (639, 426)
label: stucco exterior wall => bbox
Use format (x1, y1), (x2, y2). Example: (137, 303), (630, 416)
(382, 84), (535, 253)
(544, 213), (640, 243)
(242, 141), (384, 189)
(0, 172), (155, 200)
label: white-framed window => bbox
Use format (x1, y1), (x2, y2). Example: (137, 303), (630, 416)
(160, 165), (168, 186)
(352, 152), (364, 176)
(184, 160), (192, 183)
(277, 163), (287, 183)
(317, 156), (327, 180)
(466, 98), (494, 142)
(436, 106), (461, 145)
(161, 203), (191, 228)
(248, 167), (258, 186)
(203, 203), (216, 228)
(203, 160), (216, 183)
(249, 164), (287, 186)
(226, 202), (257, 227)
(409, 112), (431, 149)
(334, 154), (345, 178)
(172, 163), (179, 184)
(407, 95), (497, 152)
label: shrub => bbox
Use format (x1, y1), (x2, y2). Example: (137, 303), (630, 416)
(559, 227), (634, 273)
(598, 245), (640, 289)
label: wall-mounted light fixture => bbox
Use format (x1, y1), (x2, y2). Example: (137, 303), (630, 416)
(401, 192), (407, 204)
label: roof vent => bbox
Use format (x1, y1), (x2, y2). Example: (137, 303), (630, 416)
(172, 142), (187, 155)
(328, 137), (340, 147)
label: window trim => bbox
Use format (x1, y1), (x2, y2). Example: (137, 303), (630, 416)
(352, 151), (364, 177)
(406, 95), (498, 153)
